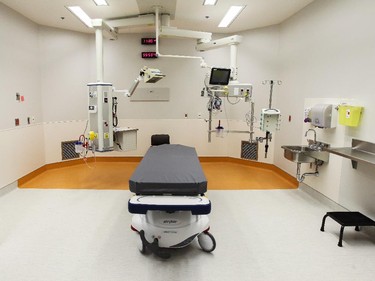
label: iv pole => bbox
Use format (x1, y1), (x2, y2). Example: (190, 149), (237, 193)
(259, 80), (282, 158)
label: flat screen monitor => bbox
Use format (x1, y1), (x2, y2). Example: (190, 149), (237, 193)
(209, 68), (231, 85)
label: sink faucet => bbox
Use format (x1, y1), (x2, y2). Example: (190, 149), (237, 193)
(305, 129), (317, 143)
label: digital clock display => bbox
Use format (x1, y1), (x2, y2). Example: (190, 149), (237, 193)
(141, 38), (156, 45)
(142, 52), (158, 59)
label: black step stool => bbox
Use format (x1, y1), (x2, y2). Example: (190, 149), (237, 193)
(320, 211), (375, 247)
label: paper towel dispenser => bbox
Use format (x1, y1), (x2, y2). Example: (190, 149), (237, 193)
(310, 104), (337, 128)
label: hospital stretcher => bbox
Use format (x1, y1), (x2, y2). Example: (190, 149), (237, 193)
(128, 144), (216, 259)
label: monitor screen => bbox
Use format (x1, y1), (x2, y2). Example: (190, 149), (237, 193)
(209, 68), (231, 85)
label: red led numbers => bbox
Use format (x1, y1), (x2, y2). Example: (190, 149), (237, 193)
(141, 38), (156, 45)
(142, 52), (158, 59)
(141, 38), (157, 58)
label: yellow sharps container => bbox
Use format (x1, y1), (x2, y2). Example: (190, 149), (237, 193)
(338, 105), (363, 127)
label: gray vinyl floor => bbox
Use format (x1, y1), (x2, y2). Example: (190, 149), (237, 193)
(1, 185), (375, 281)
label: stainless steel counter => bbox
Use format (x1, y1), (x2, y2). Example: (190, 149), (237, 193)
(325, 139), (375, 169)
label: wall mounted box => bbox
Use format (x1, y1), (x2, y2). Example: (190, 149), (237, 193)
(310, 104), (337, 128)
(338, 105), (363, 127)
(113, 127), (138, 151)
(260, 108), (281, 132)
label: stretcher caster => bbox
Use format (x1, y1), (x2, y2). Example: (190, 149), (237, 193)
(138, 230), (171, 259)
(198, 231), (216, 253)
(137, 232), (147, 254)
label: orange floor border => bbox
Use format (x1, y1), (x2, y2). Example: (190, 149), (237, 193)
(199, 157), (298, 188)
(18, 157), (298, 188)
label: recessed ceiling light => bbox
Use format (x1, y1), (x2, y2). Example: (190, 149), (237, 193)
(218, 5), (246, 28)
(93, 0), (109, 6)
(66, 6), (93, 28)
(203, 0), (218, 6)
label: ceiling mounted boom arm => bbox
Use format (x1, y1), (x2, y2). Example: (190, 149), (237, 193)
(154, 7), (209, 67)
(160, 26), (212, 41)
(196, 35), (242, 81)
(105, 14), (155, 29)
(92, 19), (118, 40)
(195, 35), (242, 51)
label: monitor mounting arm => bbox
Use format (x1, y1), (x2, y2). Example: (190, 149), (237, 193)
(196, 35), (242, 82)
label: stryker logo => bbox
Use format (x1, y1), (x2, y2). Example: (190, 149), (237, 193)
(163, 219), (178, 224)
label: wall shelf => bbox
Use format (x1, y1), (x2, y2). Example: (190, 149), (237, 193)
(326, 139), (375, 169)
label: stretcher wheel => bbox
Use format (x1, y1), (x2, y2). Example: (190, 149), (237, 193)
(198, 232), (216, 253)
(137, 232), (147, 254)
(137, 235), (146, 253)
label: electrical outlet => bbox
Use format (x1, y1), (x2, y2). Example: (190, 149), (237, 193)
(198, 113), (202, 119)
(15, 118), (20, 126)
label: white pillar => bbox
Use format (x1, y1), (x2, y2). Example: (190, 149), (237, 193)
(95, 26), (104, 82)
(230, 43), (238, 82)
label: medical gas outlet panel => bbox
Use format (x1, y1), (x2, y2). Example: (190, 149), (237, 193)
(228, 83), (252, 98)
(88, 83), (114, 152)
(212, 83), (253, 99)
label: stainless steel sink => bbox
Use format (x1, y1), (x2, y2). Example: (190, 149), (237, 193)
(281, 145), (329, 163)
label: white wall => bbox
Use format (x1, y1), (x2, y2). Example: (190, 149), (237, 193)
(0, 2), (281, 188)
(0, 3), (45, 188)
(0, 125), (45, 187)
(5, 0), (374, 217)
(0, 4), (42, 130)
(276, 0), (375, 216)
(40, 27), (281, 163)
(39, 26), (91, 122)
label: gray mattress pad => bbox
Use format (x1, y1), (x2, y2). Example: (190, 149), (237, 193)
(129, 144), (207, 195)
